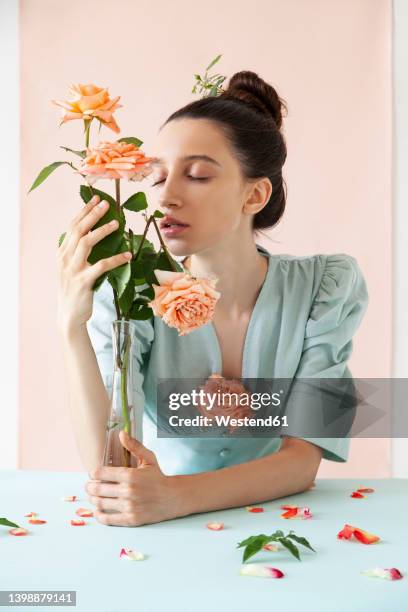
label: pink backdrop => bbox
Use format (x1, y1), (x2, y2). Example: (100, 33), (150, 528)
(20, 0), (392, 476)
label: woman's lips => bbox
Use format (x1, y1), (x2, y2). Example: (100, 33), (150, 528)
(161, 224), (190, 237)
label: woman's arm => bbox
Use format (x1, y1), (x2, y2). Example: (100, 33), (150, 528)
(59, 325), (111, 475)
(172, 437), (322, 516)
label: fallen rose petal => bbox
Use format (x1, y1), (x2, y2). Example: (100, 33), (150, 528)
(337, 524), (380, 544)
(240, 564), (284, 578)
(61, 496), (77, 502)
(351, 491), (366, 498)
(337, 524), (355, 540)
(281, 507), (298, 519)
(206, 522), (224, 530)
(9, 528), (29, 536)
(119, 548), (146, 561)
(263, 543), (279, 552)
(71, 519), (85, 526)
(28, 519), (47, 525)
(281, 506), (312, 519)
(353, 527), (380, 544)
(75, 508), (94, 518)
(24, 512), (37, 517)
(246, 506), (264, 513)
(280, 504), (297, 510)
(362, 567), (403, 580)
(357, 488), (375, 494)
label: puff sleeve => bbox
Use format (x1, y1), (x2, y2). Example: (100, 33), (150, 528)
(288, 254), (369, 462)
(86, 278), (155, 441)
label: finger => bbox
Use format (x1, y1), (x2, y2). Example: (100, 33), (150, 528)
(70, 218), (120, 271)
(84, 251), (132, 287)
(92, 466), (136, 484)
(89, 495), (124, 513)
(62, 198), (111, 258)
(59, 194), (101, 252)
(94, 509), (137, 526)
(86, 480), (122, 498)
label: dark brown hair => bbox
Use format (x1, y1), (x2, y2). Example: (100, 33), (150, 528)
(161, 70), (288, 232)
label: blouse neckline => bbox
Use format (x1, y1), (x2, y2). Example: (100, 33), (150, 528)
(180, 245), (273, 379)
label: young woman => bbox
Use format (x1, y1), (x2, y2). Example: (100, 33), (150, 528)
(57, 71), (369, 527)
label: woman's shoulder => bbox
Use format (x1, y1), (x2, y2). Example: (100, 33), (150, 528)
(257, 245), (367, 303)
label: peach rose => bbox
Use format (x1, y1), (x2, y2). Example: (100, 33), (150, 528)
(51, 83), (122, 133)
(148, 270), (221, 336)
(76, 140), (157, 184)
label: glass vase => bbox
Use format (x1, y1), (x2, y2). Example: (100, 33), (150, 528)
(102, 319), (139, 469)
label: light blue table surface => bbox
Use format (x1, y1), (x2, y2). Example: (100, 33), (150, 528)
(0, 472), (407, 612)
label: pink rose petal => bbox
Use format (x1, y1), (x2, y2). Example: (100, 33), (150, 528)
(24, 512), (37, 517)
(61, 496), (77, 502)
(240, 564), (284, 578)
(9, 528), (29, 536)
(362, 567), (403, 580)
(263, 543), (279, 552)
(119, 548), (146, 561)
(206, 521), (224, 530)
(75, 507), (94, 518)
(71, 519), (85, 526)
(28, 518), (47, 525)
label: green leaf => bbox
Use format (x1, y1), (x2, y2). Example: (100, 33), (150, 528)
(277, 537), (301, 561)
(92, 271), (109, 292)
(117, 136), (143, 148)
(237, 533), (269, 549)
(240, 535), (272, 563)
(108, 261), (131, 298)
(139, 286), (155, 300)
(28, 161), (72, 193)
(209, 85), (218, 97)
(0, 517), (20, 528)
(122, 192), (148, 212)
(286, 532), (316, 552)
(153, 209), (164, 218)
(118, 277), (135, 315)
(58, 232), (66, 247)
(128, 303), (153, 320)
(206, 54), (222, 71)
(59, 146), (86, 158)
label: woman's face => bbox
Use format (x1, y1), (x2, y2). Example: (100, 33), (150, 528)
(149, 117), (257, 257)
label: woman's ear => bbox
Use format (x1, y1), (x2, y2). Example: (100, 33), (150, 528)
(243, 177), (272, 216)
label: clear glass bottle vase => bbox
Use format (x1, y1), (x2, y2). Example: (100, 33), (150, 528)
(102, 319), (139, 469)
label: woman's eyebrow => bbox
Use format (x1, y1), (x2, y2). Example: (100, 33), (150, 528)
(151, 154), (221, 167)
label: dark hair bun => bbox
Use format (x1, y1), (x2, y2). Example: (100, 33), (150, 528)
(224, 71), (287, 129)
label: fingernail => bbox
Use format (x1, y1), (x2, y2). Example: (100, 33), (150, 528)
(98, 200), (108, 209)
(123, 252), (132, 260)
(91, 195), (100, 204)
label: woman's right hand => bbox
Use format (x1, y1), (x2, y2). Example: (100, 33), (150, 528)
(57, 193), (132, 335)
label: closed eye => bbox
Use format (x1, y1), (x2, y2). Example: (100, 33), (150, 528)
(151, 176), (211, 187)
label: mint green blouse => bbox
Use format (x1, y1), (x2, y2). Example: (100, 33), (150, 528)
(86, 244), (369, 475)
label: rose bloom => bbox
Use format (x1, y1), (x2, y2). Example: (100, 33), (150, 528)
(196, 373), (254, 433)
(76, 141), (157, 184)
(51, 83), (122, 133)
(148, 270), (221, 336)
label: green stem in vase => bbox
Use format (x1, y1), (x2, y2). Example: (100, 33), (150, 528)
(120, 329), (132, 467)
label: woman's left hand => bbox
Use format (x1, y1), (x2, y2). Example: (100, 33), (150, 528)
(85, 431), (182, 526)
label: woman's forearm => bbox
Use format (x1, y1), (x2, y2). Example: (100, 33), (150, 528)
(172, 440), (322, 516)
(59, 325), (110, 475)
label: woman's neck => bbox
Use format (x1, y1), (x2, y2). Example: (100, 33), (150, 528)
(182, 242), (269, 318)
